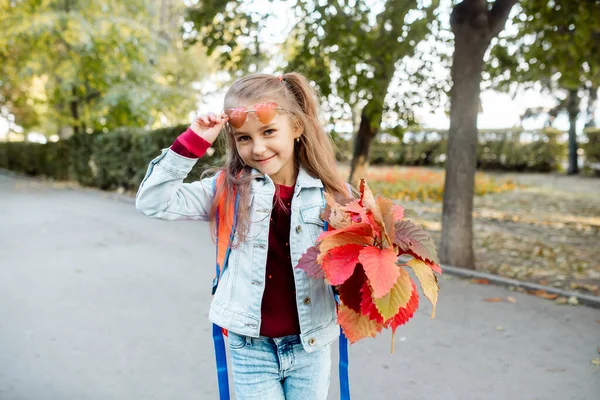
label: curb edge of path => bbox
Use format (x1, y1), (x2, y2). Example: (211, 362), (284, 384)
(3, 168), (599, 309)
(440, 264), (600, 309)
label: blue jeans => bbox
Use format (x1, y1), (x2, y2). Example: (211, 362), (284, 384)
(228, 331), (331, 400)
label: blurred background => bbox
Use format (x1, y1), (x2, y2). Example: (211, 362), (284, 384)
(2, 0), (598, 296)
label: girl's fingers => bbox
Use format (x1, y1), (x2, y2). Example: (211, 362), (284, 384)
(207, 112), (217, 123)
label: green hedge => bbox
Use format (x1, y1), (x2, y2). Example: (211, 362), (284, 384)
(0, 125), (578, 190)
(349, 128), (566, 172)
(0, 124), (224, 191)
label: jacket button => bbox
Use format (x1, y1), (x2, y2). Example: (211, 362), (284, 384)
(295, 225), (302, 233)
(303, 297), (311, 305)
(308, 338), (316, 346)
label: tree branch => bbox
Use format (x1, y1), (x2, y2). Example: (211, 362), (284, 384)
(488, 0), (518, 38)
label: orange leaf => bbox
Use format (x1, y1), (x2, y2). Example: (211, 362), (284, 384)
(376, 196), (396, 246)
(359, 179), (391, 247)
(358, 246), (400, 298)
(323, 192), (352, 229)
(316, 222), (373, 243)
(532, 290), (559, 300)
(470, 278), (490, 285)
(484, 297), (504, 303)
(338, 303), (384, 344)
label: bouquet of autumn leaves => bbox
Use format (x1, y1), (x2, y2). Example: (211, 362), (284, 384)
(297, 180), (442, 347)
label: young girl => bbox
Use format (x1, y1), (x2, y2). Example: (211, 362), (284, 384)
(135, 72), (350, 399)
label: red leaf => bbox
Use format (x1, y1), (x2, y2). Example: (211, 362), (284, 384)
(322, 244), (362, 285)
(394, 220), (439, 264)
(358, 246), (400, 298)
(317, 232), (370, 264)
(296, 245), (324, 279)
(384, 280), (419, 334)
(338, 264), (368, 314)
(360, 281), (384, 323)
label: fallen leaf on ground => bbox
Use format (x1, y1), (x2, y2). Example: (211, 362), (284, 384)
(471, 278), (490, 285)
(531, 290), (559, 300)
(484, 297), (504, 303)
(506, 296), (517, 303)
(568, 296), (579, 305)
(555, 297), (568, 305)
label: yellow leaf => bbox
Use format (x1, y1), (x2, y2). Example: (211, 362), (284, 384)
(373, 268), (413, 320)
(405, 259), (439, 319)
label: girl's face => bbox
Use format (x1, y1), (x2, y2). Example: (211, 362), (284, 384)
(229, 100), (301, 186)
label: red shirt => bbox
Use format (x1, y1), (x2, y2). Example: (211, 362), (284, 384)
(170, 128), (300, 337)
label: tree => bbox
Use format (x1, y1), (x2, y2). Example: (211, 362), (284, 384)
(489, 0), (600, 174)
(439, 0), (517, 269)
(0, 0), (213, 138)
(184, 0), (442, 187)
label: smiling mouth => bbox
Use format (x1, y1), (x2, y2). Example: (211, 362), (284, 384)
(255, 155), (275, 163)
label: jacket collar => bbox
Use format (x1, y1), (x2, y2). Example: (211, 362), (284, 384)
(251, 165), (323, 189)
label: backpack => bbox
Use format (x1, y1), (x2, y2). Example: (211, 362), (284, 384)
(211, 173), (351, 399)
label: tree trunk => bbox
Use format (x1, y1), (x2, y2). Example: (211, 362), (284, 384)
(348, 108), (380, 188)
(440, 0), (516, 269)
(70, 87), (81, 135)
(567, 89), (579, 175)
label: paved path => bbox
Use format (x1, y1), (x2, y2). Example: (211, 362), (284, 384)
(1, 173), (599, 400)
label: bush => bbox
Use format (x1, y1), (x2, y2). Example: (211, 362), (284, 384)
(583, 128), (600, 175)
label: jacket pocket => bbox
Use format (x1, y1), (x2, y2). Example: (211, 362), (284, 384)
(300, 203), (325, 242)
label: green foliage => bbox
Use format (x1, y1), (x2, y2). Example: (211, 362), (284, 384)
(583, 128), (600, 174)
(0, 0), (210, 136)
(184, 0), (441, 129)
(488, 1), (600, 92)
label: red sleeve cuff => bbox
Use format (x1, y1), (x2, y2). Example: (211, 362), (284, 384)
(170, 127), (212, 158)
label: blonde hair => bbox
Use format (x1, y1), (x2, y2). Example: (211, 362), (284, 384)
(202, 72), (349, 245)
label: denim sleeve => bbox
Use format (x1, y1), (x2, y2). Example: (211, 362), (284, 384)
(135, 148), (217, 221)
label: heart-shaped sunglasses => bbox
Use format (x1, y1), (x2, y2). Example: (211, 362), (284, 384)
(224, 102), (285, 129)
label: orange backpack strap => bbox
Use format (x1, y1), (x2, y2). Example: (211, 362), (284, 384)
(212, 172), (239, 295)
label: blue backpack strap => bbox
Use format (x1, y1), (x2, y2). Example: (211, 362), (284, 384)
(212, 174), (239, 400)
(321, 188), (351, 400)
(212, 324), (230, 400)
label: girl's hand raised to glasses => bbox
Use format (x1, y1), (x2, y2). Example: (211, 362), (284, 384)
(190, 112), (229, 144)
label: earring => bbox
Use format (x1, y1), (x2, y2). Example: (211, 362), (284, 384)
(296, 137), (300, 143)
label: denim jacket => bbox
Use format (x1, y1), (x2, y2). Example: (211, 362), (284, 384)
(135, 148), (339, 352)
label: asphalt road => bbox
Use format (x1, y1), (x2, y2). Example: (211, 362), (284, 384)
(1, 172), (599, 400)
